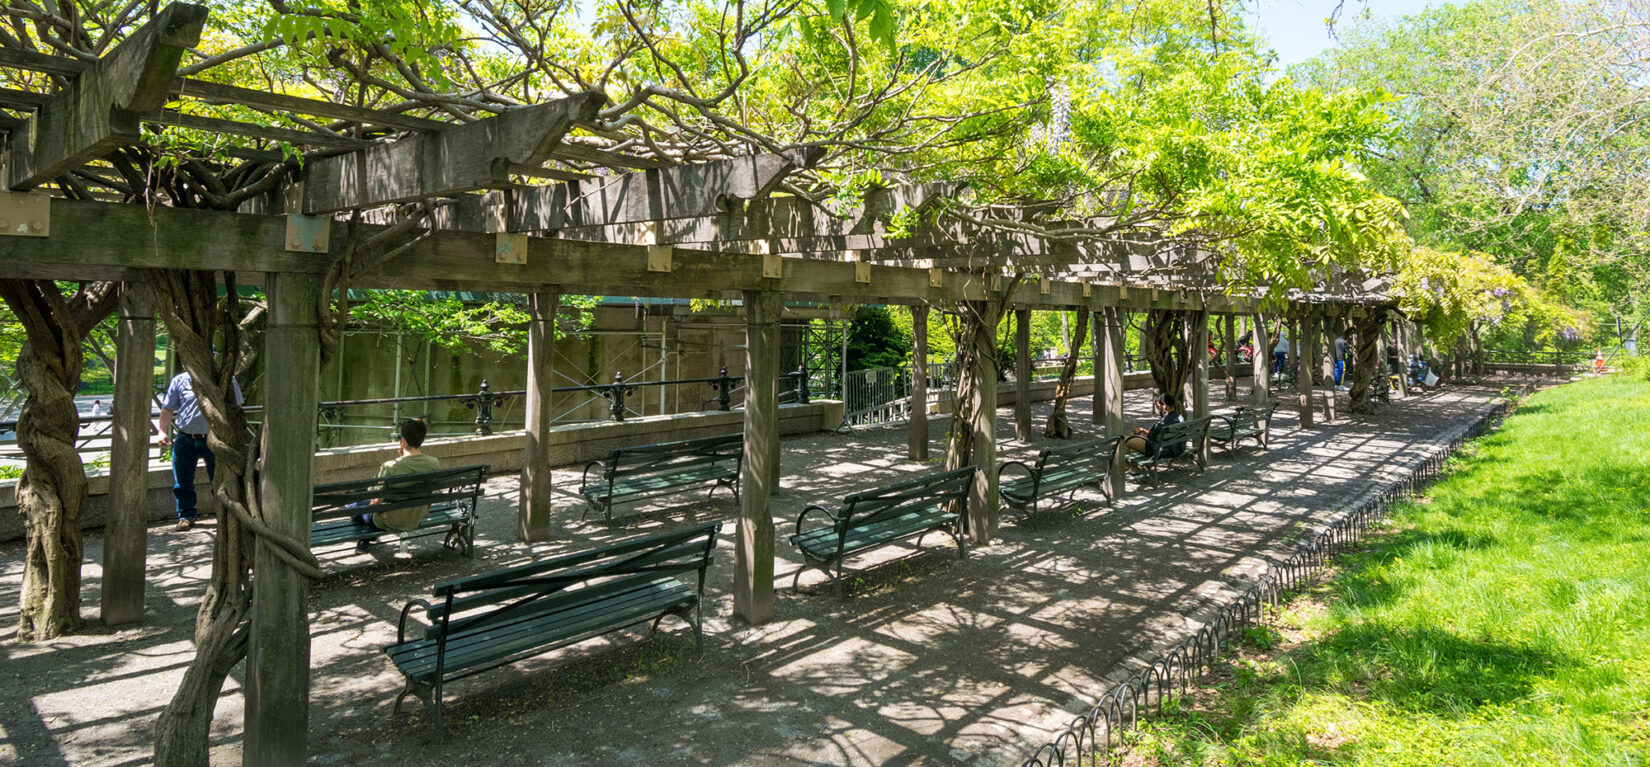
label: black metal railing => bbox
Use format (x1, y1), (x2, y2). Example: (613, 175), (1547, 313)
(1018, 393), (1520, 766)
(1482, 349), (1594, 366)
(0, 368), (817, 459)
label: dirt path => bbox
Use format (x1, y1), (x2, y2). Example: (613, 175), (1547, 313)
(0, 380), (1533, 766)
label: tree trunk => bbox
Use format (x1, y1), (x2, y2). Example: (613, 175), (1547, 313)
(1044, 307), (1090, 438)
(1348, 312), (1383, 415)
(1142, 309), (1202, 405)
(0, 279), (119, 641)
(946, 291), (1007, 542)
(148, 270), (322, 766)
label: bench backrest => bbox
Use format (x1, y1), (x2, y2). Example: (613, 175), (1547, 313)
(311, 465), (489, 523)
(1230, 401), (1279, 430)
(426, 521), (722, 640)
(604, 433), (743, 480)
(838, 466), (976, 532)
(1033, 435), (1124, 476)
(1150, 416), (1212, 456)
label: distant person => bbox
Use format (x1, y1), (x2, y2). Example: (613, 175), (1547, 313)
(89, 400), (104, 418)
(352, 418), (441, 552)
(1125, 393), (1186, 465)
(158, 370), (243, 532)
(1272, 330), (1290, 376)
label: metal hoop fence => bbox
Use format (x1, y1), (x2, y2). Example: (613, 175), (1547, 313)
(1018, 395), (1518, 767)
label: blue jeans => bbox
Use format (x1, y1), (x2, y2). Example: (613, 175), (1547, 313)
(171, 433), (215, 521)
(1272, 351), (1287, 375)
(1333, 360), (1344, 385)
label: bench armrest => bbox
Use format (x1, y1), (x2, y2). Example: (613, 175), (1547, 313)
(996, 460), (1038, 498)
(580, 460), (609, 489)
(793, 504), (841, 538)
(395, 598), (435, 645)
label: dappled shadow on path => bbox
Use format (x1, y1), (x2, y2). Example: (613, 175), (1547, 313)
(0, 379), (1535, 766)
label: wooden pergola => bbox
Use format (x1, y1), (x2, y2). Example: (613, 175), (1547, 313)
(0, 4), (1396, 763)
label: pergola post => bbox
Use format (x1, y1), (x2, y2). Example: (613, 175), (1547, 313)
(518, 291), (558, 542)
(101, 281), (154, 626)
(734, 289), (779, 624)
(1223, 313), (1238, 401)
(1391, 314), (1410, 397)
(246, 271), (322, 766)
(1320, 314), (1339, 422)
(959, 297), (1000, 544)
(1298, 311), (1317, 429)
(1251, 313), (1271, 404)
(1014, 308), (1031, 441)
(1090, 310), (1104, 428)
(1098, 306), (1126, 497)
(907, 304), (929, 460)
(1191, 312), (1210, 420)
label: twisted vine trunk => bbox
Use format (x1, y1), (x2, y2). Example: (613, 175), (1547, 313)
(945, 298), (1002, 474)
(0, 279), (118, 641)
(1044, 307), (1090, 438)
(1348, 312), (1383, 415)
(1142, 309), (1201, 403)
(148, 269), (257, 767)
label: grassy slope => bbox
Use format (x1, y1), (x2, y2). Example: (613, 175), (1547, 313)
(1127, 375), (1650, 766)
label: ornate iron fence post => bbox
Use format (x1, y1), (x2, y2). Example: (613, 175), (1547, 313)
(712, 367), (735, 411)
(467, 379), (501, 435)
(795, 364), (810, 404)
(599, 372), (639, 422)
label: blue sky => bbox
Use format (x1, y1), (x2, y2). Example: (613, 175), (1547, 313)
(1246, 0), (1440, 69)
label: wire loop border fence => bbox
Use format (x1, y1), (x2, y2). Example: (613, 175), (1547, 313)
(1018, 393), (1520, 767)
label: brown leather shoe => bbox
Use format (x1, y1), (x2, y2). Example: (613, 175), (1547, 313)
(175, 518), (194, 531)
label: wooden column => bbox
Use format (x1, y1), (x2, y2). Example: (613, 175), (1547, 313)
(1099, 307), (1127, 498)
(1090, 310), (1105, 428)
(966, 298), (1000, 544)
(907, 305), (929, 460)
(1298, 312), (1317, 428)
(1192, 313), (1211, 420)
(1014, 308), (1031, 441)
(1391, 315), (1410, 397)
(246, 271), (322, 766)
(1223, 313), (1238, 401)
(1251, 314), (1271, 404)
(1320, 315), (1339, 422)
(101, 282), (154, 626)
(734, 289), (779, 624)
(518, 291), (557, 542)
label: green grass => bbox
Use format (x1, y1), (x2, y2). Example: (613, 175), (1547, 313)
(1119, 375), (1650, 767)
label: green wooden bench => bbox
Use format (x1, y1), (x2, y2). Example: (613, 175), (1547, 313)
(310, 465), (489, 557)
(789, 466), (975, 596)
(997, 435), (1124, 527)
(1124, 415), (1213, 485)
(1211, 401), (1278, 456)
(384, 521), (721, 735)
(579, 433), (742, 524)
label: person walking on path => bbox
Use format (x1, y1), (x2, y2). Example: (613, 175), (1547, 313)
(1272, 329), (1290, 377)
(157, 370), (241, 531)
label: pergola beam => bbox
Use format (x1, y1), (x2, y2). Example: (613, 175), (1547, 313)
(5, 197), (1306, 314)
(5, 2), (208, 191)
(299, 92), (606, 214)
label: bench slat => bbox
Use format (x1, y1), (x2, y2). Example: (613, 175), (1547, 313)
(309, 505), (465, 546)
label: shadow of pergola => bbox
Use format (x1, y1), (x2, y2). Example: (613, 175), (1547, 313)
(0, 378), (1537, 767)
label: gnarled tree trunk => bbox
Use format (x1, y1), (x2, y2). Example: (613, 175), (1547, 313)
(1044, 307), (1090, 438)
(0, 279), (119, 641)
(1142, 309), (1203, 404)
(1348, 312), (1383, 414)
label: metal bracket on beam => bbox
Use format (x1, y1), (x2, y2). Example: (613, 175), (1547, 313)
(1082, 281), (1092, 298)
(0, 192), (49, 236)
(854, 261), (871, 284)
(1039, 275), (1051, 295)
(929, 268), (943, 288)
(495, 232), (528, 264)
(284, 214), (330, 253)
(1118, 284), (1128, 299)
(647, 245), (673, 273)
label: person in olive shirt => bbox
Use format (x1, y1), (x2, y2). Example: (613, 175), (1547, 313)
(351, 418), (440, 552)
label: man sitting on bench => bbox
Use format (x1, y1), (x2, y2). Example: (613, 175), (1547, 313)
(1124, 393), (1186, 467)
(352, 418), (441, 553)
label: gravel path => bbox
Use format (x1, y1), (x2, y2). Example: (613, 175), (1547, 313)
(0, 378), (1539, 766)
